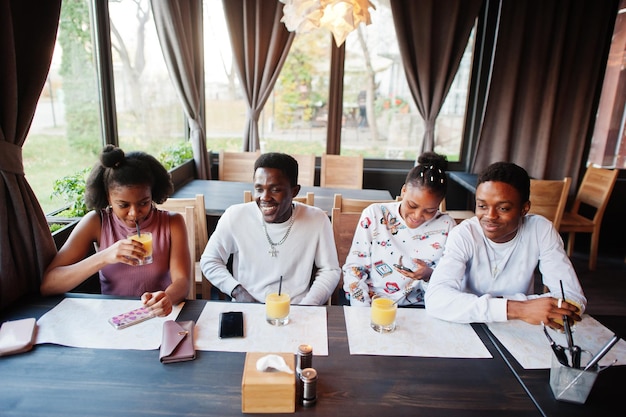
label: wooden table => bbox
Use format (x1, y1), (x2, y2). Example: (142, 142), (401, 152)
(482, 316), (626, 417)
(171, 180), (394, 217)
(1, 294), (542, 417)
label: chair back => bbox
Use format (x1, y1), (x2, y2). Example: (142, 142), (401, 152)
(333, 193), (394, 214)
(291, 153), (316, 186)
(243, 190), (314, 206)
(435, 197), (473, 224)
(320, 154), (363, 189)
(330, 207), (362, 305)
(559, 166), (618, 270)
(528, 177), (571, 229)
(156, 194), (210, 299)
(218, 150), (260, 182)
(570, 166), (618, 220)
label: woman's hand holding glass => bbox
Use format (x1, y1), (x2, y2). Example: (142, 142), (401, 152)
(102, 238), (149, 266)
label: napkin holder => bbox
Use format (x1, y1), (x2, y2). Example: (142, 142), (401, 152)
(241, 352), (295, 413)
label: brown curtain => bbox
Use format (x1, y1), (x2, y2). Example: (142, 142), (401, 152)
(0, 0), (61, 310)
(473, 0), (618, 182)
(151, 0), (211, 179)
(390, 0), (483, 157)
(222, 0), (294, 151)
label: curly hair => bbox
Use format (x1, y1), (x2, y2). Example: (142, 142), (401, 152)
(404, 152), (448, 198)
(85, 145), (174, 210)
(254, 152), (299, 187)
(477, 161), (530, 203)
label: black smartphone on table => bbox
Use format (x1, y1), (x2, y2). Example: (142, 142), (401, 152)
(219, 311), (244, 338)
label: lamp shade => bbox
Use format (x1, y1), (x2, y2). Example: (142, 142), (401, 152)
(280, 0), (375, 46)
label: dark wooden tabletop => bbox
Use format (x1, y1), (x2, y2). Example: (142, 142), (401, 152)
(171, 180), (394, 216)
(1, 295), (543, 417)
(482, 316), (626, 417)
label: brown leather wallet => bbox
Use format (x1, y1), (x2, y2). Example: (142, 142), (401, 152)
(159, 320), (196, 364)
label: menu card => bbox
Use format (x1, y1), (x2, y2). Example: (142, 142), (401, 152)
(344, 306), (492, 358)
(487, 315), (626, 369)
(36, 298), (182, 350)
(194, 302), (328, 355)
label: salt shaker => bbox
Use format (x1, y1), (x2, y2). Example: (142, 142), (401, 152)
(296, 344), (313, 375)
(300, 367), (317, 407)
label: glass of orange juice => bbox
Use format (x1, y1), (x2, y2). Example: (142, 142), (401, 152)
(127, 232), (153, 265)
(370, 294), (397, 333)
(265, 292), (290, 326)
(553, 297), (583, 328)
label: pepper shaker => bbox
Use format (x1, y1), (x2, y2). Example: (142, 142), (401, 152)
(300, 367), (317, 407)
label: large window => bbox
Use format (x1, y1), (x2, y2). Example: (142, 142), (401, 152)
(24, 0), (102, 214)
(27, 0), (478, 215)
(25, 0), (186, 215)
(201, 0), (475, 161)
(108, 0), (184, 155)
(203, 0), (246, 152)
(341, 2), (474, 162)
(262, 30), (331, 155)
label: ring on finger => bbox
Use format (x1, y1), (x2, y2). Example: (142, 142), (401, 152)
(557, 298), (563, 308)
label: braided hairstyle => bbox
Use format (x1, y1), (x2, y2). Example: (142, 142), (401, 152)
(404, 152), (448, 198)
(85, 145), (174, 210)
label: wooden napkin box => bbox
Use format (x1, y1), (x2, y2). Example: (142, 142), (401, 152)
(241, 352), (295, 413)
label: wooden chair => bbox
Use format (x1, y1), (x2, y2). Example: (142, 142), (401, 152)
(330, 207), (362, 305)
(291, 153), (316, 186)
(218, 150), (260, 182)
(333, 193), (394, 214)
(438, 198), (474, 224)
(330, 194), (396, 305)
(243, 190), (314, 206)
(156, 194), (211, 299)
(320, 153), (363, 189)
(528, 177), (571, 230)
(559, 166), (618, 270)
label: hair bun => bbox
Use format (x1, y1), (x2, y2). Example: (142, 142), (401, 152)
(417, 151), (448, 171)
(100, 145), (125, 168)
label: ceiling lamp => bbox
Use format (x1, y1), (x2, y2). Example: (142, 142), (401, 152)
(279, 0), (375, 47)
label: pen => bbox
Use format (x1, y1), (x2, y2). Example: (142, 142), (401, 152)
(584, 334), (620, 371)
(542, 323), (570, 367)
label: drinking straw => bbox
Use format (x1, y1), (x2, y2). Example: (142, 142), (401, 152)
(278, 276), (283, 296)
(135, 220), (141, 237)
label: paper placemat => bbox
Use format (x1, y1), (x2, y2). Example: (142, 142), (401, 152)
(487, 315), (626, 369)
(344, 306), (492, 358)
(195, 302), (328, 355)
(36, 298), (182, 350)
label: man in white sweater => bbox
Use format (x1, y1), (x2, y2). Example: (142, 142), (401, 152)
(426, 162), (585, 329)
(200, 153), (340, 305)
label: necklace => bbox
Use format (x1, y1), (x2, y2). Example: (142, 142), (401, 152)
(262, 206), (296, 257)
(484, 232), (520, 278)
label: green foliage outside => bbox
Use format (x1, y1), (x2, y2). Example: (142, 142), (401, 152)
(273, 32), (328, 129)
(49, 141), (194, 220)
(58, 0), (100, 155)
(51, 168), (91, 218)
(158, 141), (194, 170)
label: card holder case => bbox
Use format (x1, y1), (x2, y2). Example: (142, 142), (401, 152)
(0, 318), (37, 357)
(159, 320), (196, 364)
